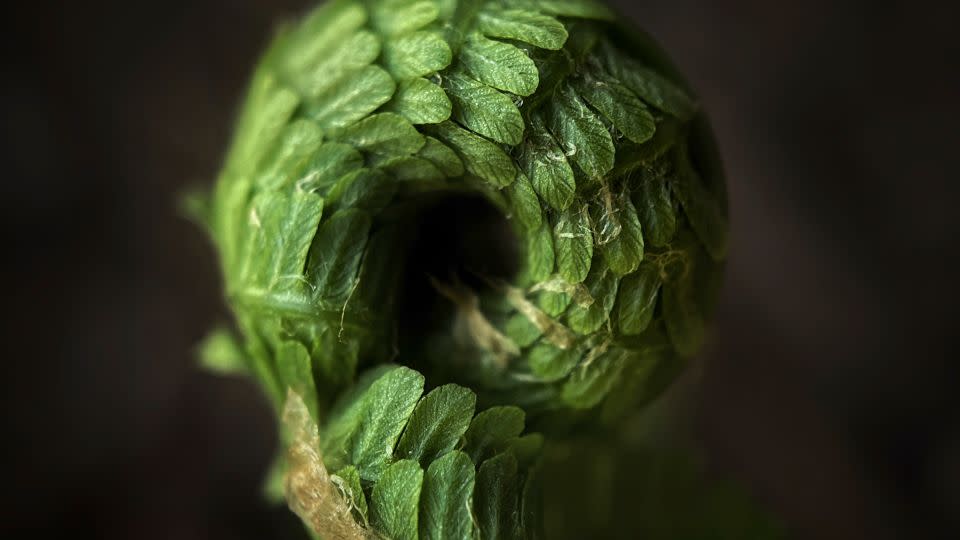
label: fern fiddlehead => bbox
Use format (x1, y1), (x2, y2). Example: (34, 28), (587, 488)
(193, 0), (731, 538)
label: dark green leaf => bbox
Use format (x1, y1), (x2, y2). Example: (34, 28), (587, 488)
(523, 221), (555, 284)
(420, 451), (476, 540)
(432, 121), (517, 187)
(617, 261), (661, 336)
(635, 168), (677, 247)
(663, 267), (705, 357)
(600, 45), (697, 119)
(565, 261), (619, 335)
(332, 112), (426, 157)
(561, 348), (626, 409)
(475, 452), (520, 540)
(553, 204), (593, 284)
(276, 341), (319, 421)
(506, 172), (543, 230)
(396, 384), (477, 466)
(380, 155), (446, 181)
(371, 460), (424, 540)
(527, 340), (584, 382)
(334, 465), (368, 523)
(307, 208), (372, 306)
(573, 73), (655, 144)
(417, 136), (465, 177)
(600, 196), (644, 276)
(444, 71), (524, 145)
(326, 168), (398, 213)
(521, 112), (576, 211)
(548, 85), (615, 180)
(504, 313), (542, 348)
(463, 406), (525, 463)
(673, 148), (729, 260)
(297, 142), (364, 193)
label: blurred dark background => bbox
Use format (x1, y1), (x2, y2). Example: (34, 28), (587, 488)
(3, 0), (958, 538)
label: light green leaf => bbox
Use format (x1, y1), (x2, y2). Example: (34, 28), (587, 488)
(420, 451), (476, 540)
(396, 384), (477, 466)
(350, 366), (425, 481)
(307, 208), (371, 306)
(371, 460), (424, 540)
(240, 191), (324, 294)
(223, 71), (299, 176)
(417, 136), (465, 177)
(305, 65), (396, 130)
(537, 288), (572, 317)
(334, 465), (368, 523)
(600, 44), (697, 119)
(574, 73), (656, 144)
(505, 313), (542, 348)
(443, 71), (524, 145)
(372, 0), (439, 36)
(291, 30), (382, 98)
(600, 196), (644, 276)
(565, 261), (619, 335)
(326, 168), (398, 213)
(383, 31), (453, 80)
(276, 341), (319, 422)
(617, 261), (661, 336)
(548, 85), (615, 180)
(506, 172), (543, 230)
(553, 204), (593, 283)
(254, 119), (324, 191)
(197, 327), (248, 375)
(283, 0), (368, 76)
(508, 0), (615, 21)
(332, 112), (426, 157)
(386, 77), (452, 125)
(476, 8), (568, 50)
(522, 113), (576, 211)
(463, 406), (525, 463)
(663, 267), (705, 357)
(380, 155), (446, 181)
(432, 121), (517, 187)
(297, 142), (365, 193)
(460, 33), (539, 96)
(475, 452), (520, 540)
(321, 365), (399, 470)
(561, 349), (627, 409)
(636, 167), (677, 247)
(523, 221), (555, 284)
(527, 340), (584, 382)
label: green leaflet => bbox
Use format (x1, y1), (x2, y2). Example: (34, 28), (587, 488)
(617, 261), (661, 336)
(565, 260), (619, 335)
(306, 208), (371, 307)
(326, 168), (398, 213)
(475, 452), (520, 540)
(522, 113), (576, 211)
(290, 30), (382, 98)
(600, 196), (644, 276)
(505, 433), (544, 468)
(304, 65), (396, 131)
(380, 155), (447, 182)
(507, 0), (615, 21)
(548, 84), (615, 180)
(561, 348), (627, 409)
(383, 31), (453, 80)
(349, 366), (425, 481)
(636, 167), (678, 247)
(239, 190), (324, 295)
(297, 142), (364, 193)
(663, 264), (705, 358)
(321, 365), (398, 470)
(282, 0), (368, 77)
(573, 72), (656, 145)
(420, 451), (476, 540)
(527, 340), (584, 382)
(553, 204), (593, 284)
(523, 221), (555, 284)
(386, 77), (453, 125)
(276, 341), (320, 421)
(475, 8), (568, 50)
(443, 70), (525, 145)
(431, 121), (517, 187)
(222, 71), (299, 176)
(674, 146), (729, 260)
(460, 33), (539, 96)
(197, 327), (247, 375)
(599, 44), (697, 120)
(396, 384), (477, 467)
(331, 112), (426, 158)
(463, 406), (526, 463)
(371, 0), (439, 36)
(505, 312), (542, 348)
(417, 136), (465, 177)
(506, 172), (543, 230)
(254, 119), (324, 192)
(371, 459), (424, 540)
(334, 465), (369, 523)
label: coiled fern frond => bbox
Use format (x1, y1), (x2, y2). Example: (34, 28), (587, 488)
(190, 0), (765, 538)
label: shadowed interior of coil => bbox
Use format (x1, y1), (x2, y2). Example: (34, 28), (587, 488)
(387, 193), (521, 380)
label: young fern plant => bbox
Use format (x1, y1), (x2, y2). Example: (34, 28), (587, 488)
(192, 0), (739, 538)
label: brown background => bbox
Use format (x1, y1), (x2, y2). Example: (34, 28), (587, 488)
(2, 0), (958, 538)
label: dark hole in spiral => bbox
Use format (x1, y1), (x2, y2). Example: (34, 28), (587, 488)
(394, 193), (520, 373)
